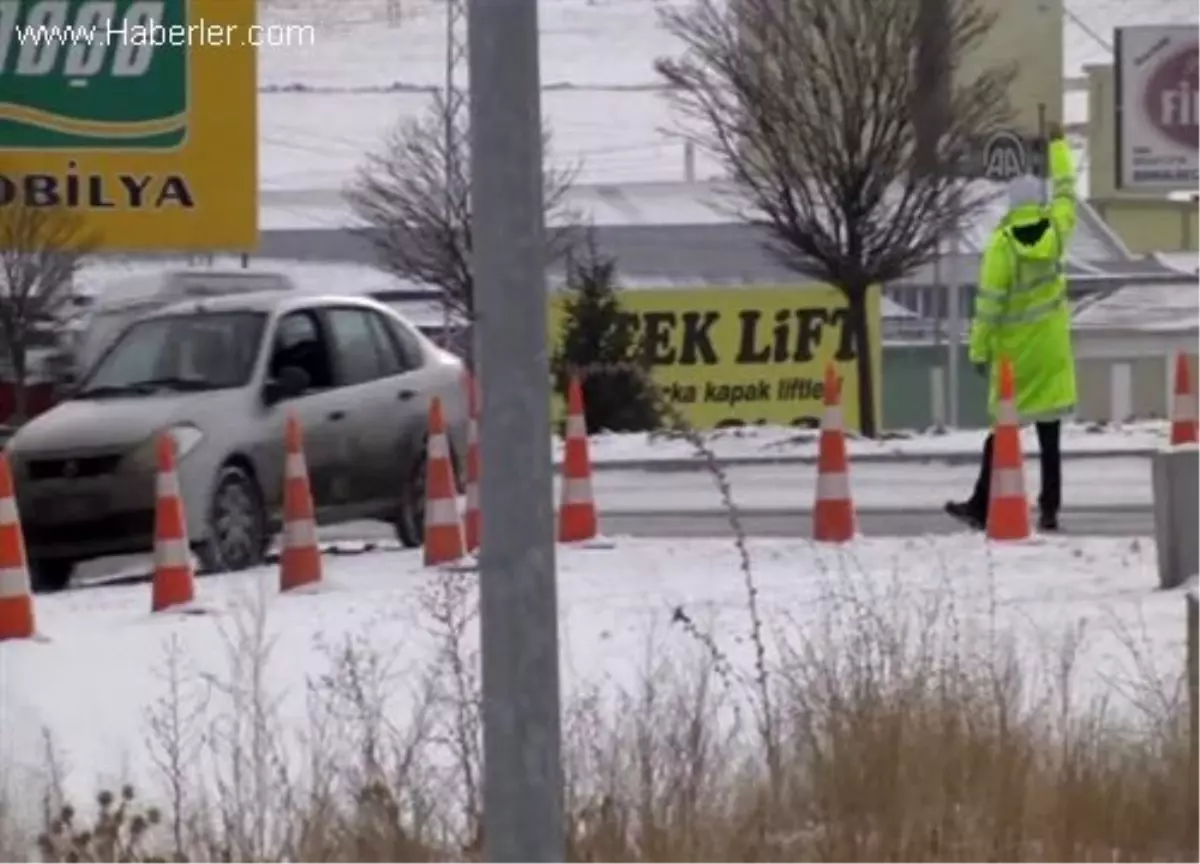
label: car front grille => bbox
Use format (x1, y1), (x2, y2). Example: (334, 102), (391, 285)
(22, 509), (155, 547)
(25, 453), (124, 480)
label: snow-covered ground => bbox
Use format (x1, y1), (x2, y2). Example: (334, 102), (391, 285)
(246, 0), (1200, 193)
(558, 421), (1167, 466)
(0, 534), (1187, 813)
(259, 88), (719, 190)
(259, 0), (689, 91)
(255, 0), (1200, 93)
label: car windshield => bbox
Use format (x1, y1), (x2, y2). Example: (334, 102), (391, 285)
(76, 311), (267, 397)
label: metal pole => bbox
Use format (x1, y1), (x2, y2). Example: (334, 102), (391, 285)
(1037, 102), (1048, 201)
(443, 0), (467, 349)
(948, 229), (961, 426)
(915, 0), (956, 426)
(467, 0), (563, 861)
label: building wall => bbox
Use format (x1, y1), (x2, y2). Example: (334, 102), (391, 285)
(1088, 198), (1199, 253)
(1075, 330), (1197, 421)
(967, 0), (1064, 133)
(880, 341), (1197, 431)
(1076, 351), (1198, 422)
(1085, 63), (1200, 252)
(881, 343), (990, 430)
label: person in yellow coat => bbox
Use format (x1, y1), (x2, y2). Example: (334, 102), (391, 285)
(946, 122), (1077, 532)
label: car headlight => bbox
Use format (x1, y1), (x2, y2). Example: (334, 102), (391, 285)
(126, 424), (205, 472)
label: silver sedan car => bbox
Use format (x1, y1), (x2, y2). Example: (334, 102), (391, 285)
(7, 291), (469, 592)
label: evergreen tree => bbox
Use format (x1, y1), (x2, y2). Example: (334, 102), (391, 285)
(551, 243), (662, 433)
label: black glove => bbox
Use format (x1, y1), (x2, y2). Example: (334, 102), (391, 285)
(973, 362), (987, 377)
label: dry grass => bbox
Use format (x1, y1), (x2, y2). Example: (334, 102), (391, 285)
(4, 370), (1197, 862)
(8, 547), (1194, 862)
(9, 587), (1194, 863)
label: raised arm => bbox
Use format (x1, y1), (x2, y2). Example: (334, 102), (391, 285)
(1046, 122), (1077, 244)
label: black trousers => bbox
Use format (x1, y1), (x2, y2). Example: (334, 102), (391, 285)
(969, 420), (1062, 515)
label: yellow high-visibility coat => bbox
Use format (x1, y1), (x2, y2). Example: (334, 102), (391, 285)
(969, 139), (1078, 422)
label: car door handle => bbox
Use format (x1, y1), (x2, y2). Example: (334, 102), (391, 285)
(328, 410), (346, 421)
(397, 389), (415, 401)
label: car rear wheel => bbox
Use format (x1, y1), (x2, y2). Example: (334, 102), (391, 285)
(30, 559), (74, 594)
(195, 465), (268, 573)
(394, 450), (426, 549)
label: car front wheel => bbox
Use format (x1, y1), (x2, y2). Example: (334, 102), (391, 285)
(30, 559), (74, 594)
(195, 465), (268, 573)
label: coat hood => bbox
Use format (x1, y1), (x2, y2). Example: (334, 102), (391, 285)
(1002, 205), (1056, 262)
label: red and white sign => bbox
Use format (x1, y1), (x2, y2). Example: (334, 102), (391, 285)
(1115, 25), (1199, 192)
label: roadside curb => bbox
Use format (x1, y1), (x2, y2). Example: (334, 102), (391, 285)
(601, 503), (1152, 516)
(570, 447), (1158, 473)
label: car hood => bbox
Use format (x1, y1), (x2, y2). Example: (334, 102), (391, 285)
(11, 391), (229, 455)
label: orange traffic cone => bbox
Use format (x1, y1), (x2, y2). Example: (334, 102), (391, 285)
(280, 414), (323, 592)
(0, 454), (35, 640)
(463, 374), (481, 553)
(1170, 351), (1197, 445)
(151, 432), (197, 613)
(558, 376), (599, 543)
(813, 364), (856, 543)
(424, 396), (466, 566)
(986, 358), (1031, 541)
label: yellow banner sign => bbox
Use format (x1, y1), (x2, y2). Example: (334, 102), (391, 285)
(0, 0), (257, 251)
(548, 285), (883, 432)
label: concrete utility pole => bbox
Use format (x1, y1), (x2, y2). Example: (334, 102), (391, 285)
(467, 0), (564, 861)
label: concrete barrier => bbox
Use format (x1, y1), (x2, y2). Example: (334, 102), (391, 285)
(1188, 589), (1198, 814)
(1151, 446), (1199, 590)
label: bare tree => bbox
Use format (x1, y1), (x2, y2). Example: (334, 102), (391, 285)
(0, 203), (94, 422)
(345, 90), (578, 321)
(655, 0), (1015, 436)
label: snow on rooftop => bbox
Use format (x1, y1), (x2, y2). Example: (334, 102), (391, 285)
(1153, 251), (1200, 275)
(76, 257), (423, 304)
(1073, 248), (1199, 337)
(1073, 280), (1200, 332)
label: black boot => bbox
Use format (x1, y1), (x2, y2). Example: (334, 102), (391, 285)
(945, 500), (985, 531)
(1038, 510), (1059, 532)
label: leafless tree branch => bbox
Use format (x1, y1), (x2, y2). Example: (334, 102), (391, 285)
(655, 0), (1016, 434)
(0, 201), (95, 421)
(345, 90), (579, 319)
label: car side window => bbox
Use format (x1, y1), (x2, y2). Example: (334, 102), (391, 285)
(269, 310), (334, 391)
(384, 316), (426, 370)
(326, 308), (389, 386)
(365, 311), (410, 376)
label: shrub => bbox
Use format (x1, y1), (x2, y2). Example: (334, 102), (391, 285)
(551, 236), (662, 433)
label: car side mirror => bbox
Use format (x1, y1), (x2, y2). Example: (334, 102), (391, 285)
(263, 365), (309, 405)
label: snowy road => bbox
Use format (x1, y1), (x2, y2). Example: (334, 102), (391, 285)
(68, 456), (1153, 587)
(600, 506), (1152, 538)
(584, 457), (1153, 512)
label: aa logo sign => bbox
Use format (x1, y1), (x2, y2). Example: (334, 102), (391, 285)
(549, 285), (883, 432)
(0, 0), (256, 250)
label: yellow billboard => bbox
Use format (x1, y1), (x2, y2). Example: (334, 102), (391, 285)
(548, 285), (883, 432)
(0, 0), (257, 250)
